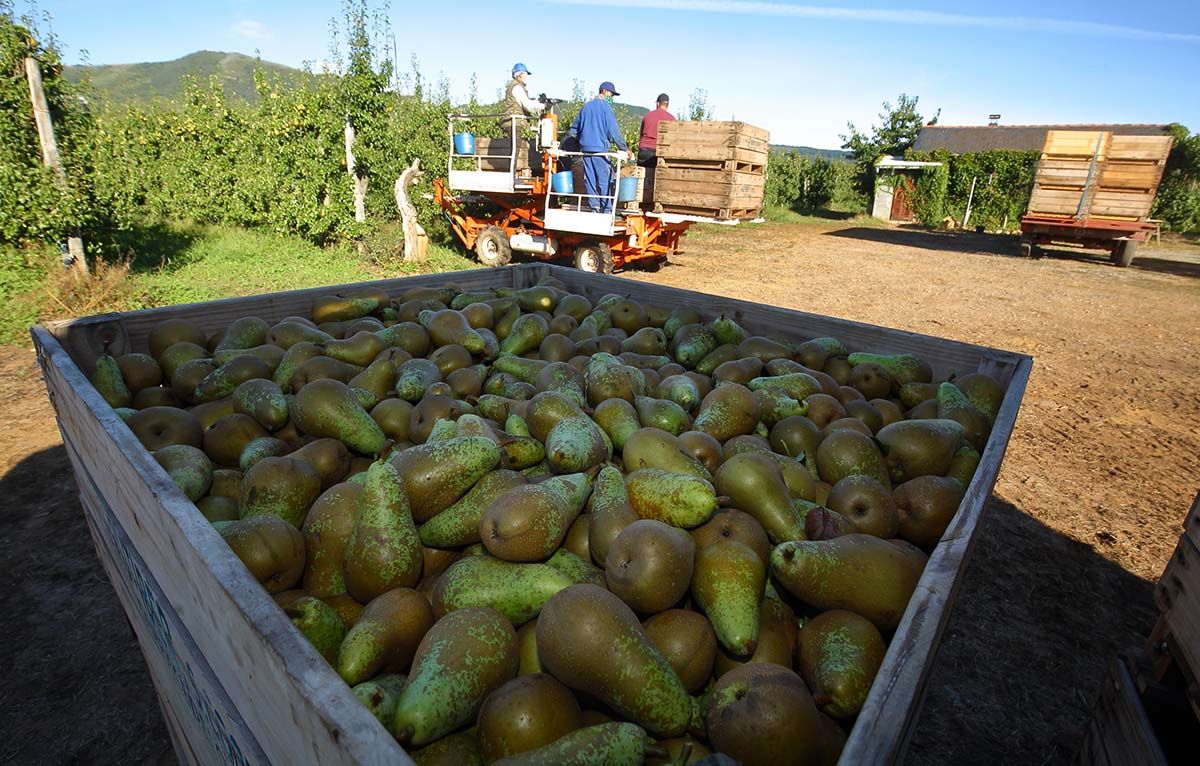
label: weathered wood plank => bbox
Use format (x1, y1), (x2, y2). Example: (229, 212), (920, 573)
(1078, 657), (1168, 766)
(1155, 533), (1200, 681)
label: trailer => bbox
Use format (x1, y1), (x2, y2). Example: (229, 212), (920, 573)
(1019, 130), (1173, 266)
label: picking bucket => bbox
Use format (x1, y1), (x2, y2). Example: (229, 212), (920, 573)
(453, 132), (475, 155)
(551, 171), (575, 194)
(617, 176), (639, 203)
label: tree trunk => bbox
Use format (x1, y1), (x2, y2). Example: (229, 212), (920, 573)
(25, 56), (87, 276)
(344, 116), (367, 223)
(395, 158), (428, 262)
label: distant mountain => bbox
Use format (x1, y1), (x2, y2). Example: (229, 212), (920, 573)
(63, 50), (302, 103)
(770, 144), (851, 160)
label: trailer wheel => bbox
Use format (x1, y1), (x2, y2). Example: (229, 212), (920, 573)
(574, 242), (614, 274)
(1018, 239), (1032, 259)
(1111, 239), (1138, 268)
(474, 227), (512, 267)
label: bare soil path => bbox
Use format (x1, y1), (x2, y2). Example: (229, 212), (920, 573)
(1, 220), (1197, 763)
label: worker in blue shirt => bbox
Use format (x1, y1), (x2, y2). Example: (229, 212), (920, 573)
(570, 81), (631, 213)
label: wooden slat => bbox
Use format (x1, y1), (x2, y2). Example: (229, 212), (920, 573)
(34, 326), (413, 766)
(1155, 533), (1200, 680)
(1107, 135), (1173, 162)
(1184, 491), (1200, 550)
(1077, 656), (1169, 765)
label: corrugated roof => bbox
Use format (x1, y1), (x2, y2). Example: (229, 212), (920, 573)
(913, 124), (1171, 153)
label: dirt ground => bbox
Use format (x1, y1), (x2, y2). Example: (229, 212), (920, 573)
(1, 219), (1197, 764)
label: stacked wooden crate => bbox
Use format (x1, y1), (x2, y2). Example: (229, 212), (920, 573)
(652, 121), (769, 219)
(1078, 492), (1200, 764)
(1028, 130), (1173, 222)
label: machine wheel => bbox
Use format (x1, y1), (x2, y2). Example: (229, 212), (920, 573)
(574, 242), (614, 274)
(474, 227), (512, 267)
(1111, 239), (1138, 268)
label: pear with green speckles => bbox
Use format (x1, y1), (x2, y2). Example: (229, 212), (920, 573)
(936, 381), (991, 449)
(342, 460), (422, 603)
(239, 456), (322, 527)
(480, 472), (593, 562)
(587, 465), (639, 567)
(691, 539), (765, 657)
(545, 415), (611, 474)
(391, 606), (519, 747)
(814, 429), (891, 488)
(545, 548), (605, 587)
(91, 354), (132, 408)
(389, 436), (502, 522)
(431, 556), (573, 624)
(771, 534), (924, 631)
(337, 588), (433, 685)
(154, 444), (213, 502)
(692, 382), (760, 442)
(232, 378), (289, 431)
(291, 378), (387, 455)
(409, 726), (484, 766)
(624, 469), (718, 529)
(946, 444), (981, 489)
(875, 418), (965, 483)
(634, 396), (692, 436)
(301, 481), (361, 597)
(714, 452), (807, 544)
(351, 673), (407, 725)
(490, 722), (652, 766)
(536, 584), (692, 737)
(798, 609), (886, 719)
(846, 351), (932, 388)
(621, 428), (712, 481)
(499, 313), (550, 356)
(420, 469), (526, 548)
(285, 596), (345, 664)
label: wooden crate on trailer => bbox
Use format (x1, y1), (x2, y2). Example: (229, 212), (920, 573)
(1027, 130), (1173, 222)
(32, 263), (1031, 765)
(1077, 655), (1170, 765)
(656, 120), (770, 170)
(651, 166), (766, 219)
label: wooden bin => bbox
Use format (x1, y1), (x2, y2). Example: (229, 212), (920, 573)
(31, 263), (1031, 765)
(653, 121), (769, 219)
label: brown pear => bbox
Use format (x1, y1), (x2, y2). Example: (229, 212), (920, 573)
(605, 520), (695, 614)
(826, 475), (899, 538)
(642, 609), (718, 693)
(894, 475), (966, 548)
(476, 673), (582, 762)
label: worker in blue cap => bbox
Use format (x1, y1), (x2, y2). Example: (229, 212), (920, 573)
(570, 81), (630, 213)
(501, 63), (544, 176)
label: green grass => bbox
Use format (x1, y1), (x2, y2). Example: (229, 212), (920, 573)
(0, 221), (476, 345)
(761, 205), (888, 227)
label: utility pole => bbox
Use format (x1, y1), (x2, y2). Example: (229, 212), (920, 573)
(25, 56), (87, 276)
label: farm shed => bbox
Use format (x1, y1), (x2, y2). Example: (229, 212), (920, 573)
(871, 155), (944, 223)
(914, 123), (1170, 153)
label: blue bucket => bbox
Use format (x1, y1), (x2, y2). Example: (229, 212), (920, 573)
(552, 171), (575, 194)
(617, 176), (639, 203)
(453, 132), (475, 155)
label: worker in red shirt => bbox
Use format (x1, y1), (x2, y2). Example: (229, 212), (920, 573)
(638, 93), (676, 168)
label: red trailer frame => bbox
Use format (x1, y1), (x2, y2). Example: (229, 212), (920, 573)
(1019, 215), (1158, 267)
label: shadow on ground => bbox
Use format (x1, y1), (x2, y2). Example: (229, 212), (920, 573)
(823, 226), (1019, 257)
(109, 221), (200, 275)
(0, 444), (173, 766)
(1034, 247), (1200, 279)
(0, 444), (1156, 765)
(908, 497), (1157, 765)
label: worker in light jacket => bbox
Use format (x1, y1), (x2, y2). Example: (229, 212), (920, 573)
(570, 82), (630, 213)
(500, 63), (543, 176)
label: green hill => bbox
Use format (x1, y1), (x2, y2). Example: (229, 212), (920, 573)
(771, 144), (851, 160)
(63, 50), (301, 103)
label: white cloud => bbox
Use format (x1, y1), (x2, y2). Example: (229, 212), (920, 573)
(231, 18), (274, 42)
(543, 0), (1200, 43)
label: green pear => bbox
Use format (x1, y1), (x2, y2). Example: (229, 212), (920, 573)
(692, 539), (765, 657)
(480, 472), (593, 561)
(389, 436), (501, 522)
(846, 352), (932, 388)
(771, 534), (925, 631)
(798, 609), (886, 719)
(291, 378), (387, 455)
(432, 556), (573, 624)
(693, 382), (760, 442)
(391, 607), (519, 747)
(591, 398), (641, 450)
(714, 452), (806, 543)
(490, 722), (652, 766)
(285, 596), (346, 664)
(91, 354), (132, 408)
(343, 460), (422, 603)
(536, 585), (692, 736)
(337, 588), (434, 685)
(419, 469), (526, 548)
(588, 465), (639, 567)
(875, 418), (966, 483)
(624, 468), (718, 529)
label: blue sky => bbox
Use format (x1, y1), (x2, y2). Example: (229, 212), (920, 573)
(29, 0), (1200, 147)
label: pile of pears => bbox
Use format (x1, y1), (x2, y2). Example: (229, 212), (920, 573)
(90, 276), (1005, 766)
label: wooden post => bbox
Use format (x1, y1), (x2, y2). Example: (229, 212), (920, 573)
(25, 56), (87, 275)
(394, 159), (428, 262)
(344, 115), (367, 224)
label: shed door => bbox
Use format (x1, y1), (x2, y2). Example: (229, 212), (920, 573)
(890, 176), (915, 222)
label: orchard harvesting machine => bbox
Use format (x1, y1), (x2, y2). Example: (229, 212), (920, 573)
(432, 101), (736, 274)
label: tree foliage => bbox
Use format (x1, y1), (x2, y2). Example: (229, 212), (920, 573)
(841, 93), (939, 198)
(1153, 123), (1200, 232)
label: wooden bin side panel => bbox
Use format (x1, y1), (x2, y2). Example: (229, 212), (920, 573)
(34, 327), (410, 766)
(1155, 533), (1200, 679)
(1077, 657), (1169, 765)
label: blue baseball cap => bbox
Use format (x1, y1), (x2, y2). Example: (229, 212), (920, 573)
(512, 63), (531, 76)
(599, 81), (620, 96)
